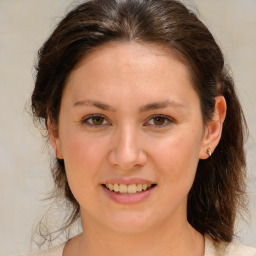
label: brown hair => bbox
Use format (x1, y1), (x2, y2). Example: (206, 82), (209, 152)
(32, 0), (247, 246)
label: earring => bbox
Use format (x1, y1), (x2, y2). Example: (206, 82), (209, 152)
(54, 139), (63, 159)
(56, 150), (63, 160)
(207, 148), (212, 157)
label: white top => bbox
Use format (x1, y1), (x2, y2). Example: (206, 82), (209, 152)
(16, 235), (256, 256)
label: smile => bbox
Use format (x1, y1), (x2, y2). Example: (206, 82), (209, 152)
(102, 183), (156, 194)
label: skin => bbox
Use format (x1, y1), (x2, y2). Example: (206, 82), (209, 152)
(49, 42), (226, 256)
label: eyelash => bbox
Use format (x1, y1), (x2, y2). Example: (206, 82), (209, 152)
(144, 114), (174, 128)
(81, 114), (109, 127)
(81, 114), (174, 128)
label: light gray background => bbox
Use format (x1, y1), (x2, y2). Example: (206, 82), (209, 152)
(0, 0), (255, 255)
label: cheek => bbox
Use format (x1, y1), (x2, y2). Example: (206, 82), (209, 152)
(59, 133), (111, 207)
(59, 120), (108, 169)
(59, 128), (109, 191)
(150, 128), (202, 185)
(63, 137), (101, 170)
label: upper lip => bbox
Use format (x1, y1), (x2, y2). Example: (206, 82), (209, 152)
(102, 178), (156, 185)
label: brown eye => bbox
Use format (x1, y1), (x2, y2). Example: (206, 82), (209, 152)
(83, 115), (108, 126)
(153, 116), (166, 125)
(145, 115), (173, 128)
(92, 116), (104, 125)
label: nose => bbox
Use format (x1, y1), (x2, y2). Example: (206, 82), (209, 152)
(108, 125), (147, 171)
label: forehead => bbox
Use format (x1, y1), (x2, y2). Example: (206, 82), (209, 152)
(63, 42), (198, 108)
(67, 41), (192, 87)
(74, 41), (187, 70)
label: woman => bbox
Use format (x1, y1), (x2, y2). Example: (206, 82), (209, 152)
(19, 0), (256, 255)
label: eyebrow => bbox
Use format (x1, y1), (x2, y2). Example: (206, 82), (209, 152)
(73, 99), (185, 112)
(139, 100), (185, 112)
(73, 99), (116, 111)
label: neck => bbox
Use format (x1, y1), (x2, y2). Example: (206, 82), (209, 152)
(70, 212), (204, 256)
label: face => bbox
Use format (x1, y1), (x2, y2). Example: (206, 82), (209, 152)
(53, 42), (209, 234)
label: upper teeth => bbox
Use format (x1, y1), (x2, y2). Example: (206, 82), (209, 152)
(105, 184), (152, 194)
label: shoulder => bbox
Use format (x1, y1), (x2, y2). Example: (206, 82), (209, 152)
(221, 242), (256, 256)
(205, 235), (256, 256)
(16, 242), (66, 256)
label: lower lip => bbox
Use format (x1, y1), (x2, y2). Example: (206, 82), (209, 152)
(102, 185), (156, 204)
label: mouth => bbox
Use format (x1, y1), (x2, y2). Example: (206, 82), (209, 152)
(102, 183), (157, 195)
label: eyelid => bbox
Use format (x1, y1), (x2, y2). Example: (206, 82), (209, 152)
(81, 113), (174, 128)
(144, 114), (174, 128)
(81, 114), (110, 127)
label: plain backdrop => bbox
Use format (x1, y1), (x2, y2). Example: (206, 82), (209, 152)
(0, 0), (255, 255)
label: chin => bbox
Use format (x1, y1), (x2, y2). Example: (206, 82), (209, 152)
(104, 211), (156, 234)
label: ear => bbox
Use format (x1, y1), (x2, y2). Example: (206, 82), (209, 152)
(199, 96), (227, 159)
(47, 117), (63, 159)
